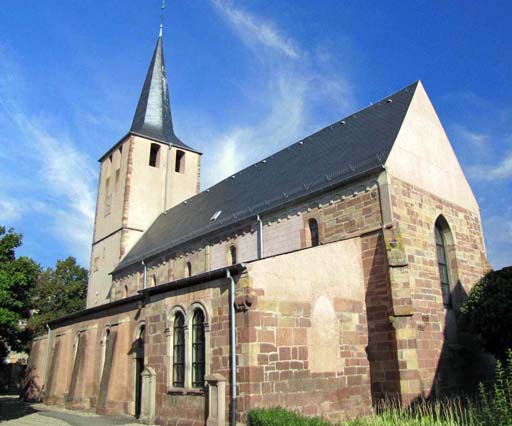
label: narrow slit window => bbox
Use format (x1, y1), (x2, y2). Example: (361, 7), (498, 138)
(309, 218), (319, 247)
(173, 313), (185, 387)
(149, 143), (160, 167)
(230, 246), (237, 265)
(175, 150), (185, 173)
(186, 262), (192, 277)
(192, 310), (205, 388)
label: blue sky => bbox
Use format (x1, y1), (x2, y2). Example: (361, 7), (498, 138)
(0, 1), (510, 270)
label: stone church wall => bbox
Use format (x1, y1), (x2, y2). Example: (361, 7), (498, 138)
(239, 239), (373, 421)
(388, 176), (490, 398)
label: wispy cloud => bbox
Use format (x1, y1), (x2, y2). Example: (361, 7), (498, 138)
(202, 0), (353, 188)
(0, 199), (23, 223)
(451, 124), (489, 148)
(0, 50), (96, 265)
(469, 152), (512, 181)
(211, 0), (301, 59)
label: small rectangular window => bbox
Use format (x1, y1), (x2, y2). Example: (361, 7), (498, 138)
(149, 143), (160, 167)
(175, 150), (185, 173)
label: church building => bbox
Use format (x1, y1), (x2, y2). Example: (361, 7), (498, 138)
(25, 22), (490, 426)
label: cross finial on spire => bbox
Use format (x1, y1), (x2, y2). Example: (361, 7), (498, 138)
(160, 0), (165, 37)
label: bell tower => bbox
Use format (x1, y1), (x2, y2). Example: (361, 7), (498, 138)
(86, 27), (201, 307)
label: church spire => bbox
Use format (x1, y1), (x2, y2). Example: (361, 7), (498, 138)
(129, 27), (192, 150)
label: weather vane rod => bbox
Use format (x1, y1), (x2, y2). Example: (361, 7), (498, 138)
(160, 0), (165, 37)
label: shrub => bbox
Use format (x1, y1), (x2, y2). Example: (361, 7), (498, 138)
(247, 407), (331, 426)
(459, 266), (512, 361)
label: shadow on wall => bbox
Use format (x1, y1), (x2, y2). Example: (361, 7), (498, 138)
(430, 280), (495, 398)
(365, 233), (401, 404)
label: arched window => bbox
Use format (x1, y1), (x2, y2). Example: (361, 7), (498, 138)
(435, 217), (453, 308)
(186, 262), (192, 277)
(191, 309), (205, 388)
(124, 285), (128, 298)
(308, 218), (319, 247)
(172, 313), (185, 387)
(230, 245), (237, 265)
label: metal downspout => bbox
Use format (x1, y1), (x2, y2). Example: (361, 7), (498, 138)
(226, 269), (237, 426)
(256, 215), (264, 259)
(163, 145), (171, 211)
(142, 260), (147, 289)
(41, 324), (51, 400)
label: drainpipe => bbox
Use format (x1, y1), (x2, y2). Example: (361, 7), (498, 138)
(41, 324), (51, 400)
(163, 145), (171, 211)
(142, 260), (147, 290)
(256, 215), (264, 259)
(226, 268), (237, 426)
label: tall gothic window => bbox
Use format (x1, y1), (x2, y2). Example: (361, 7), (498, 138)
(308, 218), (319, 247)
(172, 313), (185, 388)
(191, 309), (205, 388)
(435, 221), (451, 307)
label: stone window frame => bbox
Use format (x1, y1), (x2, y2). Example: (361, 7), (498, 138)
(187, 302), (211, 390)
(303, 215), (323, 248)
(167, 302), (211, 393)
(166, 305), (187, 391)
(434, 215), (458, 309)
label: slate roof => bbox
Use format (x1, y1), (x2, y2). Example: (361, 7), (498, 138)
(130, 32), (194, 152)
(114, 81), (419, 273)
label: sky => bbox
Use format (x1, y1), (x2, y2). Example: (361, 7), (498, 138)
(0, 1), (510, 270)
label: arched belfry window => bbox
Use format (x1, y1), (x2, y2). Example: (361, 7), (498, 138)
(308, 218), (319, 247)
(173, 312), (185, 388)
(435, 216), (454, 308)
(191, 309), (205, 388)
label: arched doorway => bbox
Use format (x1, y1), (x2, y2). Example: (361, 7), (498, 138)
(134, 324), (145, 418)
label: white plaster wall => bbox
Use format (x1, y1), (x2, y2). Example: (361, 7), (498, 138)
(385, 81), (479, 213)
(165, 148), (201, 209)
(210, 230), (258, 270)
(87, 231), (122, 307)
(94, 138), (130, 241)
(248, 238), (364, 302)
(263, 214), (303, 258)
(247, 238), (366, 373)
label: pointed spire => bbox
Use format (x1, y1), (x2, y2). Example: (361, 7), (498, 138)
(130, 30), (192, 150)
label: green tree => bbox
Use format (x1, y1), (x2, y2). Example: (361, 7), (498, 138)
(0, 227), (40, 359)
(29, 256), (88, 336)
(459, 266), (512, 361)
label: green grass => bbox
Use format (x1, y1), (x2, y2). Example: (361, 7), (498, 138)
(248, 351), (512, 426)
